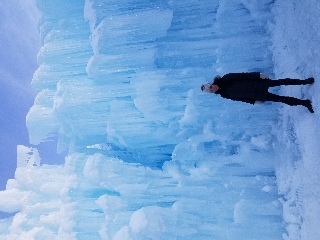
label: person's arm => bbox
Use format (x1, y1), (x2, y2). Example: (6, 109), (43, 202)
(218, 92), (256, 104)
(221, 72), (261, 82)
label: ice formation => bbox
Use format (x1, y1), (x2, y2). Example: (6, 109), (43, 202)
(0, 0), (286, 239)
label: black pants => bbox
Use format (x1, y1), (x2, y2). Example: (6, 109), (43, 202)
(265, 79), (309, 106)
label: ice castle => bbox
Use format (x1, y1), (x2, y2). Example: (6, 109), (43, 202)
(0, 0), (286, 239)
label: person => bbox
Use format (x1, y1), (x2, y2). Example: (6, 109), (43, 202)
(201, 72), (314, 113)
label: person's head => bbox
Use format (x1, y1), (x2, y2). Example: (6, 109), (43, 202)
(201, 75), (221, 93)
(201, 83), (219, 93)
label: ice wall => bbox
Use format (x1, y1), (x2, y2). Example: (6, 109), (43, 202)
(0, 0), (285, 239)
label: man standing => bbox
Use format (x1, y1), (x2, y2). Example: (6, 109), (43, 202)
(201, 72), (314, 113)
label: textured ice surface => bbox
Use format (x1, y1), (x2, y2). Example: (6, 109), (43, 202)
(0, 0), (287, 239)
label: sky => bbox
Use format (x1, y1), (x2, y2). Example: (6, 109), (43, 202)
(0, 0), (41, 190)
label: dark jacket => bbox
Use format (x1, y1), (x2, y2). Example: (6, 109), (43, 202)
(214, 72), (269, 104)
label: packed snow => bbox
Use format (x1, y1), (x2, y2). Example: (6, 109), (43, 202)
(271, 0), (320, 239)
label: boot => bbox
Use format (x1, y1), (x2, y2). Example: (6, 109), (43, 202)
(266, 93), (314, 112)
(301, 99), (314, 113)
(280, 96), (314, 113)
(305, 77), (315, 84)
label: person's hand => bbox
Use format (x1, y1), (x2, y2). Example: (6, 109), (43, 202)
(260, 73), (269, 79)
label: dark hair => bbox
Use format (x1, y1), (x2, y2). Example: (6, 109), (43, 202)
(214, 75), (221, 82)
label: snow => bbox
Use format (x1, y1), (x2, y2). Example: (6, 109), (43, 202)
(0, 0), (320, 239)
(271, 1), (320, 239)
(16, 145), (41, 168)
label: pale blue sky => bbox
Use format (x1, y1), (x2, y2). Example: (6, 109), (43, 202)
(0, 1), (41, 190)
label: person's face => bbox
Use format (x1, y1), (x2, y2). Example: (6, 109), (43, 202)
(209, 84), (219, 93)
